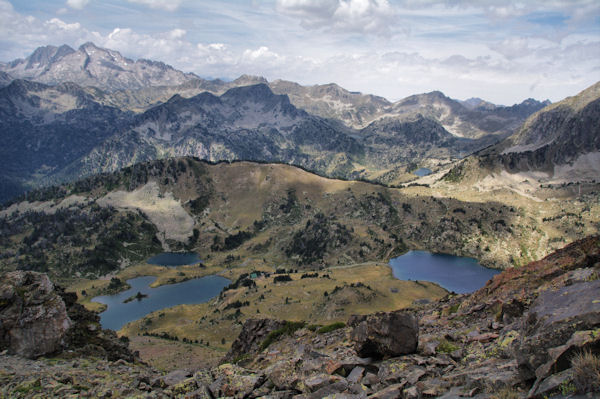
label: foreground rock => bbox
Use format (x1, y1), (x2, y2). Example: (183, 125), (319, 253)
(2, 237), (600, 397)
(0, 271), (72, 358)
(0, 270), (134, 361)
(224, 318), (285, 363)
(517, 279), (600, 383)
(349, 310), (419, 358)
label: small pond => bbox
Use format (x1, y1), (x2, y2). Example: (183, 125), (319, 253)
(413, 167), (432, 177)
(147, 252), (202, 266)
(389, 251), (499, 293)
(92, 275), (230, 330)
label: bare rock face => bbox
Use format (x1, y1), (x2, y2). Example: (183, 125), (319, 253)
(223, 318), (285, 362)
(349, 310), (418, 358)
(515, 279), (600, 381)
(0, 271), (72, 358)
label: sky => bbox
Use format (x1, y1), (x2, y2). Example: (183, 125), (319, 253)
(1, 0), (599, 105)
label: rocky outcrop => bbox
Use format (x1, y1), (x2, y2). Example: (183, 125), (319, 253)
(0, 271), (72, 358)
(516, 279), (600, 381)
(349, 310), (418, 358)
(223, 318), (285, 363)
(0, 270), (134, 362)
(59, 288), (135, 362)
(3, 238), (600, 397)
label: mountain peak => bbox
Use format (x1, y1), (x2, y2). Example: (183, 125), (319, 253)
(232, 74), (268, 86)
(0, 43), (196, 91)
(78, 42), (100, 52)
(222, 83), (277, 102)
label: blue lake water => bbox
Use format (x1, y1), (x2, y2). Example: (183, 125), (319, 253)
(389, 251), (499, 293)
(413, 168), (432, 177)
(92, 275), (230, 330)
(147, 252), (202, 266)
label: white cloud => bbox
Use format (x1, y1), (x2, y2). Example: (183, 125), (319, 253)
(0, 0), (598, 105)
(45, 18), (82, 32)
(126, 0), (182, 12)
(277, 0), (397, 35)
(66, 0), (89, 10)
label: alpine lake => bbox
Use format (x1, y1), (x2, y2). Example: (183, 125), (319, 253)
(93, 251), (499, 330)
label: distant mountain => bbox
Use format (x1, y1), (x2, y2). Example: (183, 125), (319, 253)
(1, 44), (547, 138)
(0, 79), (133, 202)
(54, 83), (364, 183)
(495, 82), (600, 178)
(269, 79), (391, 128)
(0, 43), (553, 201)
(0, 43), (197, 90)
(0, 71), (12, 87)
(461, 97), (496, 110)
(443, 81), (600, 183)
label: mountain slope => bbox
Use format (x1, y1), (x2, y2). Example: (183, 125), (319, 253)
(2, 44), (547, 136)
(448, 81), (600, 184)
(3, 158), (597, 283)
(1, 43), (197, 90)
(0, 79), (133, 202)
(54, 83), (363, 183)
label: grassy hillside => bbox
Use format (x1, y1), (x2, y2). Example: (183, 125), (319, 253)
(1, 156), (598, 370)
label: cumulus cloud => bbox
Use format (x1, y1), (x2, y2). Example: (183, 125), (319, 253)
(126, 0), (182, 12)
(277, 0), (397, 35)
(66, 0), (89, 10)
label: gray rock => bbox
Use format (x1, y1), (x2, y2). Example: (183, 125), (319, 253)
(347, 366), (366, 384)
(184, 384), (213, 399)
(403, 386), (420, 399)
(362, 372), (380, 387)
(516, 280), (600, 380)
(368, 383), (406, 399)
(209, 363), (265, 398)
(528, 368), (573, 398)
(162, 369), (193, 386)
(304, 373), (345, 393)
(349, 310), (418, 358)
(0, 271), (72, 358)
(224, 318), (285, 362)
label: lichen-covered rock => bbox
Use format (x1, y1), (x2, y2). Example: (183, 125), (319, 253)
(224, 318), (285, 362)
(349, 310), (418, 358)
(0, 271), (72, 358)
(209, 363), (266, 397)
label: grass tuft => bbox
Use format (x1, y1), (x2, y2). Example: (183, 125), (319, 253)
(317, 322), (346, 334)
(259, 321), (306, 351)
(572, 349), (600, 393)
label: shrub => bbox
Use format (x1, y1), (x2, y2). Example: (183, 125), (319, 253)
(436, 339), (459, 354)
(317, 322), (345, 334)
(572, 349), (600, 393)
(260, 321), (306, 350)
(273, 275), (292, 283)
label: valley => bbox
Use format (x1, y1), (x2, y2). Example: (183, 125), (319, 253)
(0, 41), (599, 398)
(1, 156), (598, 372)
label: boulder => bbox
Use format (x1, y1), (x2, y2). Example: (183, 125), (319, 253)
(515, 280), (600, 380)
(224, 318), (285, 362)
(0, 271), (72, 358)
(368, 383), (406, 399)
(349, 310), (418, 358)
(208, 363), (265, 398)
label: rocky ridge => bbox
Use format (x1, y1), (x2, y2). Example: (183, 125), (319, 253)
(444, 81), (600, 185)
(1, 237), (599, 398)
(1, 43), (196, 91)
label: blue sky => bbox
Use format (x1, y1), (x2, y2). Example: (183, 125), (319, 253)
(1, 0), (599, 104)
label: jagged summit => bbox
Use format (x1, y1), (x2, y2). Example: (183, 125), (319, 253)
(1, 42), (197, 91)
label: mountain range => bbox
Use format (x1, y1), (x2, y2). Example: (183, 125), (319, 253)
(443, 82), (600, 185)
(0, 42), (577, 203)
